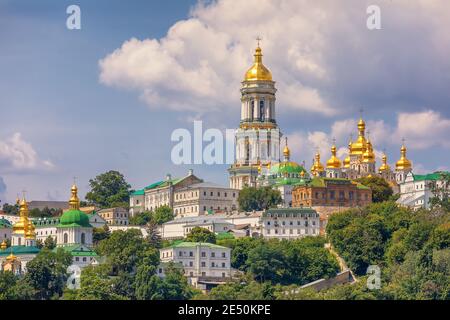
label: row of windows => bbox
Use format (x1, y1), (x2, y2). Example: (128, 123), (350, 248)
(185, 261), (227, 268)
(106, 220), (128, 225)
(187, 271), (227, 278)
(74, 256), (94, 262)
(161, 250), (227, 258)
(266, 228), (317, 235)
(266, 220), (316, 226)
(102, 213), (128, 218)
(294, 190), (369, 201)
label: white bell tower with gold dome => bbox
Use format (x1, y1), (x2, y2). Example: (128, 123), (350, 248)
(229, 41), (282, 189)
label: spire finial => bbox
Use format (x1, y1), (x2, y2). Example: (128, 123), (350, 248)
(256, 36), (262, 48)
(359, 107), (364, 119)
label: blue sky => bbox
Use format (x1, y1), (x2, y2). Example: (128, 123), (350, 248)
(1, 0), (449, 203)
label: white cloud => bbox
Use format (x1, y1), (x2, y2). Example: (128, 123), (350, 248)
(99, 0), (450, 119)
(395, 110), (450, 149)
(0, 133), (55, 173)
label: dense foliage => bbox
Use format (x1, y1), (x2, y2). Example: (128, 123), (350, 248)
(129, 206), (174, 226)
(63, 229), (196, 300)
(186, 227), (217, 244)
(2, 202), (19, 215)
(355, 176), (393, 203)
(238, 186), (282, 211)
(0, 248), (72, 300)
(85, 170), (132, 208)
(326, 201), (449, 299)
(216, 236), (339, 286)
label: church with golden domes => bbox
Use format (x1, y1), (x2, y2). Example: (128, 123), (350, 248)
(0, 183), (98, 274)
(310, 115), (414, 191)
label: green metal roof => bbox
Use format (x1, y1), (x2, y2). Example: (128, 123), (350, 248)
(0, 245), (40, 256)
(0, 218), (12, 228)
(216, 232), (235, 240)
(131, 189), (145, 196)
(53, 245), (98, 257)
(413, 172), (448, 182)
(57, 209), (92, 228)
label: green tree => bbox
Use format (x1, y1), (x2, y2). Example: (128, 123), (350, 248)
(185, 227), (216, 244)
(355, 176), (393, 203)
(145, 220), (162, 249)
(43, 236), (56, 250)
(429, 172), (450, 211)
(68, 265), (128, 300)
(85, 170), (131, 208)
(93, 224), (111, 246)
(129, 211), (153, 226)
(2, 202), (19, 215)
(153, 206), (174, 224)
(238, 187), (282, 211)
(25, 248), (72, 300)
(247, 243), (285, 283)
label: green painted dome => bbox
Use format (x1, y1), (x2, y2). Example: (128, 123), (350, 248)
(269, 161), (307, 176)
(58, 209), (91, 228)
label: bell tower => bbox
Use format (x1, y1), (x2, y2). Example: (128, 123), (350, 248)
(229, 40), (282, 189)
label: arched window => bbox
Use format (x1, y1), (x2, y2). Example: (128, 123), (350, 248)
(259, 100), (265, 121)
(64, 233), (68, 244)
(81, 233), (86, 244)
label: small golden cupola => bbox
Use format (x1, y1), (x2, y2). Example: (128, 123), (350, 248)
(343, 138), (352, 168)
(13, 197), (30, 235)
(1, 240), (7, 250)
(69, 184), (81, 210)
(310, 151), (325, 176)
(326, 141), (342, 169)
(362, 138), (375, 163)
(379, 152), (391, 173)
(244, 43), (273, 82)
(395, 143), (412, 170)
(283, 137), (290, 161)
(351, 117), (367, 156)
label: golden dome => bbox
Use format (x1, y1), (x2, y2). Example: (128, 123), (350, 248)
(13, 198), (29, 235)
(244, 46), (272, 81)
(350, 117), (367, 156)
(362, 140), (375, 163)
(395, 144), (412, 170)
(283, 145), (290, 158)
(310, 151), (325, 176)
(25, 221), (36, 239)
(326, 145), (342, 169)
(69, 184), (80, 210)
(379, 153), (391, 173)
(6, 253), (18, 262)
(1, 240), (7, 250)
(283, 137), (290, 161)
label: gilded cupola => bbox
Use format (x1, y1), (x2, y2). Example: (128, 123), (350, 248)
(13, 197), (30, 235)
(395, 143), (412, 171)
(343, 139), (352, 168)
(326, 143), (342, 169)
(362, 139), (375, 163)
(379, 152), (391, 173)
(350, 117), (367, 156)
(283, 137), (290, 161)
(244, 44), (273, 82)
(310, 151), (325, 176)
(69, 184), (80, 210)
